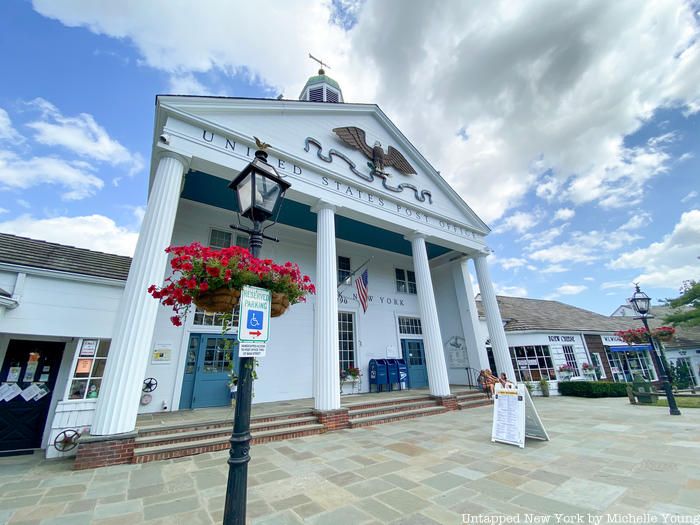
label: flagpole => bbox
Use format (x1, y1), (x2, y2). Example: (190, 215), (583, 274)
(337, 256), (373, 290)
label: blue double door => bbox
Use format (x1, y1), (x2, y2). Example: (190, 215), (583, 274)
(180, 334), (239, 409)
(401, 338), (428, 388)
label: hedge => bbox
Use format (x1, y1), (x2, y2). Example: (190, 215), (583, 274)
(557, 381), (629, 398)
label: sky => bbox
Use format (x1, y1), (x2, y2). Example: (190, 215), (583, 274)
(0, 0), (699, 315)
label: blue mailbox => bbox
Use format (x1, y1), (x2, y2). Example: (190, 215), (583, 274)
(386, 359), (400, 391)
(396, 359), (408, 390)
(368, 359), (389, 392)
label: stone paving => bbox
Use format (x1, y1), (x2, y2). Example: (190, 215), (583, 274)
(1, 397), (699, 524)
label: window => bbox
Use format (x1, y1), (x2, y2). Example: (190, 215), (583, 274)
(68, 339), (110, 400)
(235, 235), (249, 249)
(326, 88), (339, 103)
(209, 228), (232, 250)
(398, 316), (422, 335)
(338, 256), (351, 285)
(605, 348), (657, 383)
(590, 352), (606, 379)
(562, 345), (580, 375)
(193, 308), (240, 329)
(338, 312), (355, 373)
(395, 268), (417, 294)
(509, 345), (556, 381)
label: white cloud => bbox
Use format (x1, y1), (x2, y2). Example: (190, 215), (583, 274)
(0, 214), (138, 256)
(25, 98), (143, 176)
(601, 280), (633, 290)
(553, 208), (575, 222)
(31, 0), (700, 223)
(609, 209), (700, 289)
(495, 284), (528, 297)
(555, 284), (587, 295)
(168, 73), (212, 96)
(493, 210), (543, 234)
(521, 224), (569, 251)
(681, 190), (698, 203)
(0, 208), (8, 214)
(618, 212), (652, 231)
(0, 150), (103, 200)
(497, 257), (528, 270)
(583, 276), (595, 282)
(542, 264), (569, 273)
(0, 108), (23, 142)
(529, 227), (642, 264)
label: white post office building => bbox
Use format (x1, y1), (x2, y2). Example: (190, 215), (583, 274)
(0, 72), (516, 464)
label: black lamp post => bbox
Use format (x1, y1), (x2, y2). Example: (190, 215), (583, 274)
(223, 144), (290, 525)
(628, 284), (681, 416)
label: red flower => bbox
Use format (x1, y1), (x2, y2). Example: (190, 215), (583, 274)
(199, 282), (209, 292)
(170, 316), (183, 327)
(206, 266), (221, 277)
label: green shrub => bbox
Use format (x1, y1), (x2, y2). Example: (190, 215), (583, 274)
(557, 381), (629, 398)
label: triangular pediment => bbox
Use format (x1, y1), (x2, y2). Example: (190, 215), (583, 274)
(155, 96), (490, 241)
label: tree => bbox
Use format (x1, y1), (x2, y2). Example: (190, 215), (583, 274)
(663, 280), (700, 327)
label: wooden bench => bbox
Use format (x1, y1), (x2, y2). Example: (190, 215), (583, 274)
(627, 381), (659, 404)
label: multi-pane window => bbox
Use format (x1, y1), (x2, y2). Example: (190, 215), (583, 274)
(202, 337), (233, 374)
(338, 256), (351, 285)
(605, 349), (657, 383)
(562, 345), (580, 375)
(209, 228), (232, 250)
(590, 353), (606, 379)
(398, 316), (422, 335)
(509, 345), (556, 381)
(193, 308), (240, 329)
(395, 268), (417, 294)
(68, 339), (110, 400)
(338, 312), (355, 373)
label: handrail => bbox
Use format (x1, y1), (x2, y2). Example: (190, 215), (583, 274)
(464, 366), (480, 388)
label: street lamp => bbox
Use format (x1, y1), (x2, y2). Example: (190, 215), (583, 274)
(224, 142), (291, 525)
(628, 283), (681, 416)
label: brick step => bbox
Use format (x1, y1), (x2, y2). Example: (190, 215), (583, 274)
(133, 423), (325, 463)
(349, 406), (447, 428)
(348, 400), (439, 418)
(134, 415), (320, 448)
(458, 399), (493, 409)
(342, 394), (434, 411)
(454, 393), (488, 401)
(136, 409), (313, 437)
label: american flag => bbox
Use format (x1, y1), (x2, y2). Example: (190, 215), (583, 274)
(355, 269), (369, 313)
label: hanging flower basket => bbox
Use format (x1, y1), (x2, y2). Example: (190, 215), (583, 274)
(651, 326), (675, 342)
(194, 287), (241, 313)
(148, 243), (315, 325)
(616, 328), (649, 345)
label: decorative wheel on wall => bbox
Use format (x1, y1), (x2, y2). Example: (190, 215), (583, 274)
(143, 377), (158, 392)
(53, 429), (80, 452)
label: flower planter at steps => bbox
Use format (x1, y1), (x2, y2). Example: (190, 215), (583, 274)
(193, 288), (290, 318)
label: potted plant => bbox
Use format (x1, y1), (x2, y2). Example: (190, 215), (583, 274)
(539, 378), (550, 397)
(615, 328), (649, 345)
(558, 364), (574, 379)
(148, 242), (315, 326)
(345, 367), (361, 382)
(581, 362), (596, 378)
(651, 326), (675, 342)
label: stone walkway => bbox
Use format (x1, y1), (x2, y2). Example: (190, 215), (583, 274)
(1, 397), (699, 524)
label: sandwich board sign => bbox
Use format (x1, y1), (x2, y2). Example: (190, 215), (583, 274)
(237, 285), (271, 357)
(491, 383), (549, 448)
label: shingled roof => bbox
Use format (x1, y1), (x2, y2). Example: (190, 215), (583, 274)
(476, 295), (636, 333)
(0, 233), (131, 281)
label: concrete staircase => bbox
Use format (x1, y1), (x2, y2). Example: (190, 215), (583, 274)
(454, 389), (493, 409)
(133, 409), (324, 463)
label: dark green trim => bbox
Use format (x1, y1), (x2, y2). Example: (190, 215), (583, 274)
(181, 171), (449, 258)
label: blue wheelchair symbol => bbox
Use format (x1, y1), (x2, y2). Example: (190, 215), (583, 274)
(246, 309), (263, 330)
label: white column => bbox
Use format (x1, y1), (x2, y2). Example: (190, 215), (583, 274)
(312, 202), (341, 411)
(474, 254), (516, 380)
(452, 259), (489, 371)
(91, 153), (188, 435)
(407, 234), (451, 397)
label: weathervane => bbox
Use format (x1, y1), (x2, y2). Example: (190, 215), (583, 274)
(308, 53), (330, 74)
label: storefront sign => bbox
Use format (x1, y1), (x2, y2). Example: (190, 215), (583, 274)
(79, 339), (98, 357)
(601, 335), (624, 346)
(547, 335), (576, 342)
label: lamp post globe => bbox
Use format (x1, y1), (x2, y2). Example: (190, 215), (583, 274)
(627, 284), (681, 417)
(223, 144), (290, 525)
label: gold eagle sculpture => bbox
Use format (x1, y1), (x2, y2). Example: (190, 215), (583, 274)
(332, 126), (416, 176)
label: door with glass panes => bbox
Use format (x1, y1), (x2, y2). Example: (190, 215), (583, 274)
(180, 335), (238, 409)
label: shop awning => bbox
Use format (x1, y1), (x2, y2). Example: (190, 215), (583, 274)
(608, 344), (652, 352)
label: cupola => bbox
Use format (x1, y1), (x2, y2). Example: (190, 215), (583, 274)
(299, 68), (344, 103)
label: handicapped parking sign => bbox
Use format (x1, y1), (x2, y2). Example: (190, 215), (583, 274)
(238, 285), (271, 343)
(247, 309), (263, 330)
